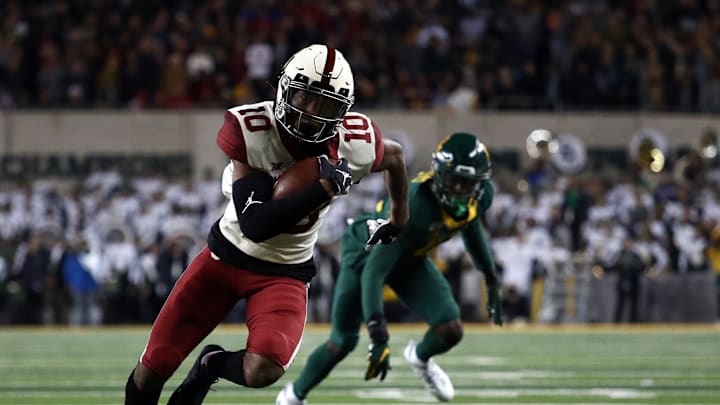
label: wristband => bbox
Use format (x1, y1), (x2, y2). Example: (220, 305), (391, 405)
(366, 313), (389, 344)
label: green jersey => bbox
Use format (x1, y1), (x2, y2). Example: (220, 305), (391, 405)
(344, 172), (497, 321)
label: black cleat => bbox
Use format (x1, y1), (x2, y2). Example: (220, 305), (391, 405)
(167, 344), (224, 405)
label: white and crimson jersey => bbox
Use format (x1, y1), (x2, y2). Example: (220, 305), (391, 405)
(214, 101), (384, 265)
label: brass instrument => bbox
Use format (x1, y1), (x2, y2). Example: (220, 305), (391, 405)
(629, 128), (667, 173)
(699, 128), (719, 159)
(526, 129), (555, 160)
(526, 129), (586, 174)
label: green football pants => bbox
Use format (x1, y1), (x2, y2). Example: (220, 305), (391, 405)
(329, 236), (460, 351)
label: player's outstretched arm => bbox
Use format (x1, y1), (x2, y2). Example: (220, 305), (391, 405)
(375, 139), (409, 225)
(360, 241), (407, 380)
(462, 221), (503, 326)
(230, 159), (330, 242)
(366, 139), (409, 248)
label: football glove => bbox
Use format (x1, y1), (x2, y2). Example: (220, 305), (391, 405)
(365, 314), (391, 381)
(365, 218), (403, 251)
(486, 282), (503, 326)
(365, 342), (391, 381)
(318, 156), (352, 195)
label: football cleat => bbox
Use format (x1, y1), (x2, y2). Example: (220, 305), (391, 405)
(276, 382), (307, 405)
(403, 340), (454, 402)
(167, 344), (225, 405)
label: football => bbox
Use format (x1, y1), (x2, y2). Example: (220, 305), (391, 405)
(272, 157), (321, 199)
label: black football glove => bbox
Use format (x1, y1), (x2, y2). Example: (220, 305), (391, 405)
(365, 342), (391, 381)
(365, 219), (403, 251)
(318, 156), (352, 195)
(486, 282), (503, 326)
(365, 314), (391, 381)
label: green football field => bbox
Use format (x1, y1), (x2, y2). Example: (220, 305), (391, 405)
(0, 324), (718, 405)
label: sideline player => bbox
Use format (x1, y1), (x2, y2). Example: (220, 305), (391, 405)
(124, 44), (409, 405)
(277, 132), (502, 404)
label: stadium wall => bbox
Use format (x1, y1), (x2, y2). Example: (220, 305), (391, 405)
(1, 110), (719, 179)
(587, 272), (717, 323)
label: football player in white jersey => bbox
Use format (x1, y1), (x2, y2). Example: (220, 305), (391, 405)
(124, 44), (409, 405)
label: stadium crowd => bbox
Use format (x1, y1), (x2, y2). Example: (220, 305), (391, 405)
(2, 0), (720, 111)
(0, 146), (719, 326)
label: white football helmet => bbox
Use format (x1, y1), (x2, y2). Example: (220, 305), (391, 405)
(275, 44), (355, 143)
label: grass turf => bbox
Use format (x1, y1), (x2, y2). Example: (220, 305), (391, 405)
(0, 324), (718, 404)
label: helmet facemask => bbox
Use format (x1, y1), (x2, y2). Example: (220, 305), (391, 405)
(275, 76), (352, 142)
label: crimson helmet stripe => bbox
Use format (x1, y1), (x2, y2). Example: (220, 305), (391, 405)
(320, 46), (336, 88)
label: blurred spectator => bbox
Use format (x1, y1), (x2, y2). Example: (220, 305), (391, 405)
(100, 229), (140, 323)
(60, 237), (100, 325)
(706, 226), (720, 319)
(611, 239), (650, 323)
(674, 150), (708, 192)
(3, 1), (720, 111)
(561, 177), (592, 252)
(149, 237), (189, 317)
(244, 34), (274, 100)
(633, 221), (669, 273)
(161, 52), (191, 108)
(14, 233), (52, 324)
(492, 227), (537, 323)
(673, 207), (708, 272)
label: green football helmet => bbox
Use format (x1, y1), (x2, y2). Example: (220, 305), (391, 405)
(431, 132), (491, 217)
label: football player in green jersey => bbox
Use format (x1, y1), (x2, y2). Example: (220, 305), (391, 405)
(276, 132), (502, 404)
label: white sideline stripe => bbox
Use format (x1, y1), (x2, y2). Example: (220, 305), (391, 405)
(275, 369), (571, 379)
(466, 370), (574, 379)
(5, 370), (719, 387)
(11, 388), (711, 398)
(353, 387), (657, 399)
(4, 370), (718, 385)
(3, 371), (718, 384)
(466, 355), (506, 365)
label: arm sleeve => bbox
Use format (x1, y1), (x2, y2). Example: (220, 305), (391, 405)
(232, 172), (330, 243)
(461, 220), (498, 284)
(360, 233), (409, 321)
